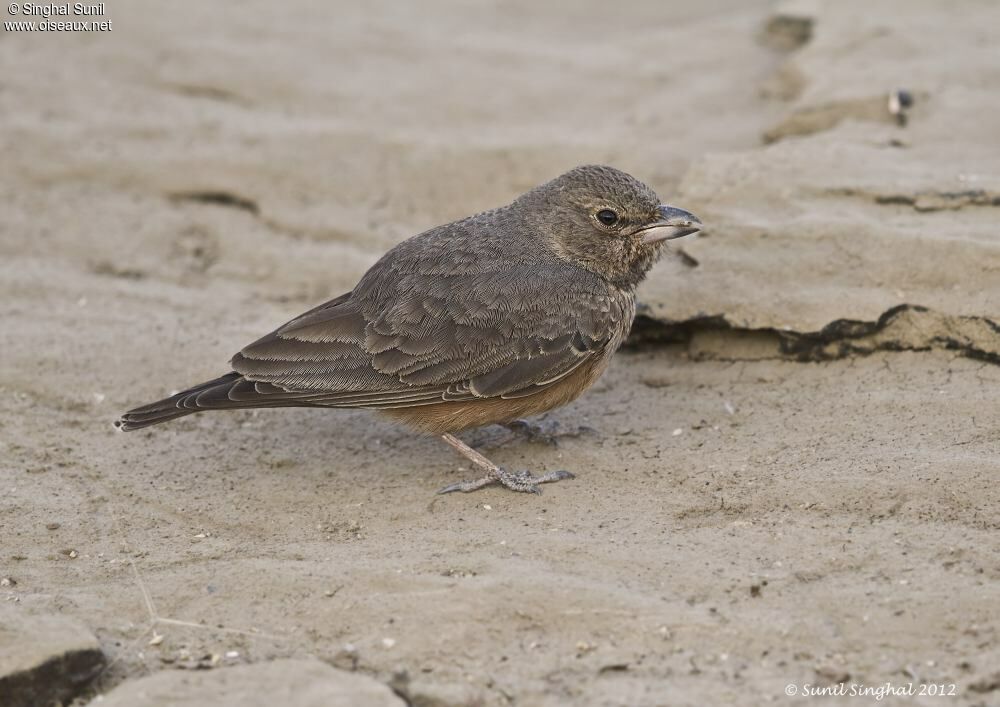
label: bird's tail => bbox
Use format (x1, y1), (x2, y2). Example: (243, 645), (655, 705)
(116, 372), (255, 431)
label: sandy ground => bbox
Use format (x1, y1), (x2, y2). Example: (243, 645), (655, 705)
(2, 1), (999, 706)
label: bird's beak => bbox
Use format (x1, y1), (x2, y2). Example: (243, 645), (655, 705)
(638, 205), (702, 244)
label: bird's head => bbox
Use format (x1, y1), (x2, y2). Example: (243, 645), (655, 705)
(519, 165), (701, 289)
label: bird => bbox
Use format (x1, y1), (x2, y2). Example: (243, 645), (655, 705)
(116, 165), (701, 494)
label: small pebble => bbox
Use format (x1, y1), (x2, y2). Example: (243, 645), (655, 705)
(382, 637), (396, 649)
(887, 88), (914, 125)
(576, 641), (596, 655)
(672, 428), (683, 436)
(46, 522), (60, 530)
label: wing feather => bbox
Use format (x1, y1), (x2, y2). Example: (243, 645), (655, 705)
(230, 220), (631, 411)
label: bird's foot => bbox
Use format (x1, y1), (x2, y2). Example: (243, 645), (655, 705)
(503, 418), (595, 447)
(437, 468), (575, 495)
(437, 432), (576, 495)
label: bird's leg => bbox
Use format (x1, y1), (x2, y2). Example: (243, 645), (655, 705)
(502, 418), (596, 447)
(437, 433), (575, 495)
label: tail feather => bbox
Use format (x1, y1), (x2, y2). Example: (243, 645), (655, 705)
(115, 372), (316, 431)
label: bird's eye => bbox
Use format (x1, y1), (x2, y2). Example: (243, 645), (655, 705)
(596, 209), (619, 227)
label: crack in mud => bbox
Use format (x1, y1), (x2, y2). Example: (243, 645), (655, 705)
(762, 95), (900, 143)
(169, 190), (260, 215)
(627, 304), (1000, 365)
(759, 8), (813, 51)
(824, 187), (1000, 212)
(874, 190), (1000, 212)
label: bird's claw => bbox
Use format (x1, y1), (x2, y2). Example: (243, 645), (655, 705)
(437, 468), (575, 495)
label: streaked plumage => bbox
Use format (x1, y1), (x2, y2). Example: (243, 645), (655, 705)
(117, 165), (700, 493)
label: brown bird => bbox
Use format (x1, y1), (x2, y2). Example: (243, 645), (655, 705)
(116, 165), (701, 494)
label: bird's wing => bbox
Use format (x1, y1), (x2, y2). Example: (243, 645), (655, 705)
(231, 259), (629, 409)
